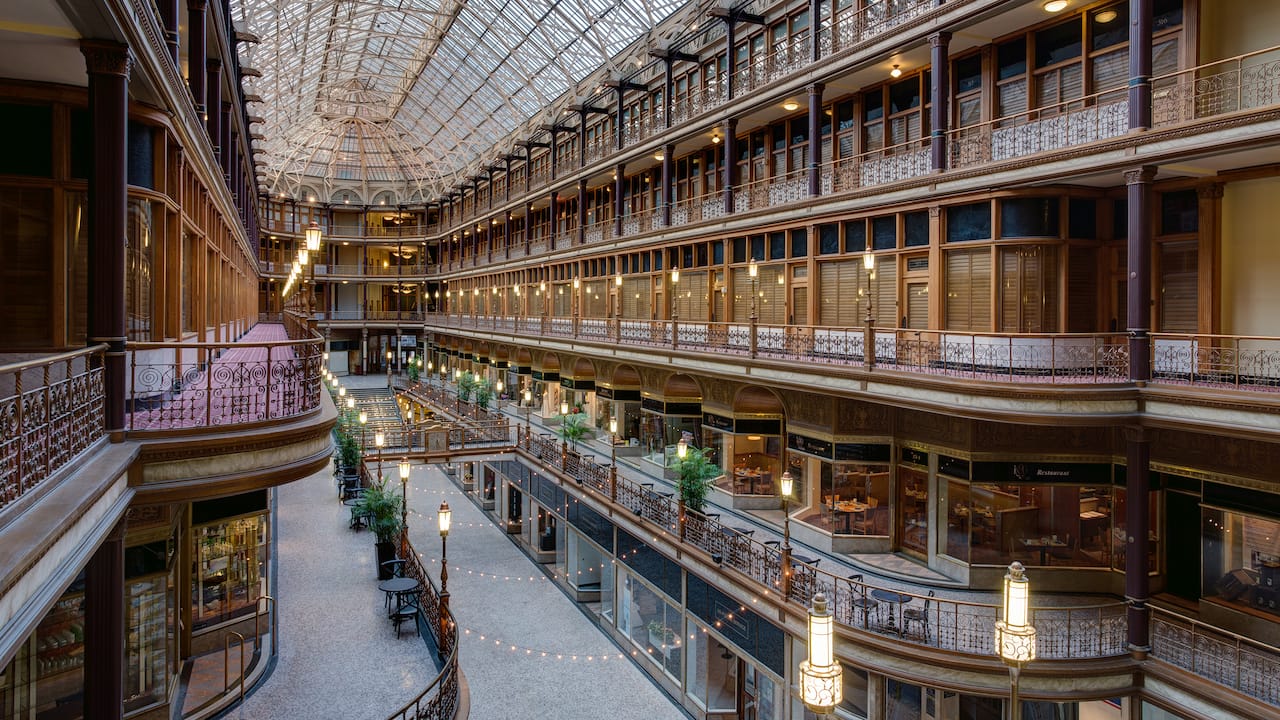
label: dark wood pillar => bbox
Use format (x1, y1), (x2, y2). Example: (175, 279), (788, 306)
(187, 0), (207, 112)
(1129, 0), (1152, 130)
(221, 102), (233, 178)
(662, 57), (674, 128)
(1124, 428), (1151, 658)
(724, 19), (737, 102)
(614, 87), (625, 150)
(549, 128), (560, 181)
(81, 40), (130, 440)
(1126, 166), (1155, 381)
(524, 201), (533, 253)
(504, 157), (513, 202)
(578, 109), (589, 168)
(577, 178), (587, 245)
(159, 0), (180, 65)
(661, 143), (674, 226)
(807, 83), (823, 196)
(811, 0), (822, 61)
(205, 59), (222, 157)
(929, 32), (951, 172)
(722, 118), (737, 215)
(548, 190), (558, 250)
(614, 163), (625, 237)
(84, 520), (125, 719)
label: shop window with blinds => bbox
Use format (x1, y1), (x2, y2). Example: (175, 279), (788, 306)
(1159, 241), (1198, 333)
(126, 199), (156, 341)
(818, 260), (873, 326)
(673, 270), (708, 321)
(997, 38), (1028, 119)
(834, 99), (857, 160)
(793, 286), (808, 325)
(553, 283), (571, 317)
(622, 277), (651, 319)
(1067, 246), (1099, 332)
(946, 248), (992, 332)
(731, 265), (786, 324)
(954, 54), (984, 128)
(999, 245), (1059, 333)
(873, 258), (898, 329)
(887, 75), (925, 149)
(583, 281), (608, 318)
(1035, 20), (1083, 111)
(863, 89), (884, 154)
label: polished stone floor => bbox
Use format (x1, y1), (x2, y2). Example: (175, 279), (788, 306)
(405, 460), (687, 720)
(229, 464), (439, 719)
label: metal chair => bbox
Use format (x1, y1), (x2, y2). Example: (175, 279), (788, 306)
(902, 590), (934, 640)
(391, 596), (420, 639)
(848, 574), (878, 628)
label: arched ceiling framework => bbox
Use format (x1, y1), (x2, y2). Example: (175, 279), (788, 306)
(234, 0), (699, 200)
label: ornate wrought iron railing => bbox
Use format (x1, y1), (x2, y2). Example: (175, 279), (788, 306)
(1150, 606), (1280, 707)
(388, 542), (459, 720)
(1150, 333), (1280, 390)
(1152, 44), (1280, 127)
(127, 325), (324, 431)
(0, 345), (106, 510)
(511, 427), (1128, 660)
(948, 89), (1128, 170)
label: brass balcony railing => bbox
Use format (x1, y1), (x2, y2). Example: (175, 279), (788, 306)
(0, 345), (106, 510)
(127, 324), (324, 431)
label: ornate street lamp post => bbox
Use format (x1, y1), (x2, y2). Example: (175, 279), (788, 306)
(374, 431), (385, 483)
(995, 561), (1037, 720)
(608, 417), (618, 503)
(398, 458), (411, 555)
(305, 221), (322, 317)
(780, 470), (794, 597)
(437, 500), (452, 656)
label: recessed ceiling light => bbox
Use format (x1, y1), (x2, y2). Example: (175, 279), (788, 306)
(782, 100), (799, 111)
(890, 64), (902, 78)
(1095, 8), (1117, 22)
(654, 151), (665, 161)
(1043, 0), (1068, 11)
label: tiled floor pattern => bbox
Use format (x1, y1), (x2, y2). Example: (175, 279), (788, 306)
(226, 465), (440, 719)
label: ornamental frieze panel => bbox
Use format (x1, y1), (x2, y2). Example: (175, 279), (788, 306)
(897, 408), (970, 448)
(1152, 429), (1280, 483)
(835, 399), (893, 435)
(972, 422), (1112, 455)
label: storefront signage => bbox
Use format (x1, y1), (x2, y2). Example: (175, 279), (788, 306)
(513, 364), (531, 375)
(938, 454), (971, 480)
(971, 461), (1111, 485)
(736, 418), (782, 435)
(901, 447), (929, 467)
(666, 401), (702, 416)
(531, 370), (560, 381)
(834, 443), (891, 462)
(702, 412), (734, 431)
(492, 359), (509, 369)
(641, 396), (665, 413)
(788, 433), (833, 459)
(560, 377), (596, 391)
(596, 386), (640, 401)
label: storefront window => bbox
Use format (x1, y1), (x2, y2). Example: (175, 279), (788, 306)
(685, 622), (733, 713)
(0, 575), (87, 719)
(1202, 509), (1279, 618)
(192, 514), (268, 630)
(963, 481), (1122, 568)
(709, 430), (782, 496)
(125, 538), (176, 712)
(566, 531), (605, 593)
(944, 479), (972, 563)
(897, 465), (929, 556)
(618, 570), (682, 681)
(640, 412), (701, 467)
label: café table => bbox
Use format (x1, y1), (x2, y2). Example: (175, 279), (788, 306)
(1021, 537), (1067, 566)
(378, 576), (420, 616)
(869, 589), (913, 634)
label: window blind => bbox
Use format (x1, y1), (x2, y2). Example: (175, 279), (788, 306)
(946, 248), (992, 331)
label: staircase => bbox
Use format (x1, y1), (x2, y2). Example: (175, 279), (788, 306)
(346, 388), (404, 448)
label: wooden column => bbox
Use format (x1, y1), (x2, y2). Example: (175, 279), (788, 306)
(159, 0), (180, 65)
(1128, 0), (1153, 130)
(661, 143), (674, 227)
(1125, 428), (1151, 659)
(807, 83), (823, 196)
(614, 163), (625, 238)
(577, 178), (587, 245)
(722, 118), (737, 215)
(1126, 166), (1156, 381)
(929, 32), (951, 172)
(81, 40), (130, 439)
(187, 0), (207, 112)
(84, 521), (125, 720)
(205, 59), (221, 157)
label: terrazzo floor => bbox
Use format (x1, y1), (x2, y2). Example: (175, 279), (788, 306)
(404, 462), (689, 720)
(227, 465), (439, 719)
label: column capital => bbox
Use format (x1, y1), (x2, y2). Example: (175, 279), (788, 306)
(1123, 425), (1151, 443)
(206, 57), (222, 73)
(806, 82), (825, 96)
(929, 31), (952, 47)
(1197, 182), (1224, 200)
(1124, 166), (1157, 185)
(80, 40), (131, 77)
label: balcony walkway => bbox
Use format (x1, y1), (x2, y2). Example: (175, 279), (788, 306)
(128, 323), (319, 431)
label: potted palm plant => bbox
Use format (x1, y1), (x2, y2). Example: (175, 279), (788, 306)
(355, 481), (405, 579)
(558, 412), (591, 452)
(671, 446), (720, 513)
(457, 371), (477, 404)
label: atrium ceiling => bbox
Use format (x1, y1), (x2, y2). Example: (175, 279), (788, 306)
(233, 0), (698, 204)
